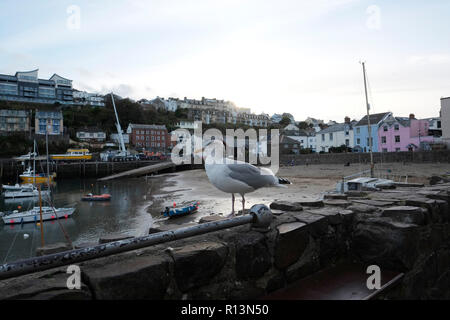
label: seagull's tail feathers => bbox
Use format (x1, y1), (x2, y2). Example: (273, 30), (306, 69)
(277, 177), (292, 186)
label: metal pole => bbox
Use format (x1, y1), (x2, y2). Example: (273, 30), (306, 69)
(38, 185), (44, 247)
(362, 62), (374, 177)
(0, 205), (272, 281)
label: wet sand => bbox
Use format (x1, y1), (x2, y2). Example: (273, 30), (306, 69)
(148, 162), (450, 230)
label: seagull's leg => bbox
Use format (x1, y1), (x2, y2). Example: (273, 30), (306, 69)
(231, 193), (235, 216)
(241, 194), (245, 215)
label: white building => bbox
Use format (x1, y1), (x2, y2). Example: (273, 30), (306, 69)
(110, 133), (130, 144)
(440, 97), (450, 147)
(73, 91), (105, 107)
(176, 120), (200, 130)
(316, 118), (355, 152)
(76, 128), (106, 142)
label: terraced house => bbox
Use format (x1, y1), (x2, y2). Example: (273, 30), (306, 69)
(353, 112), (391, 153)
(0, 109), (30, 134)
(35, 110), (63, 135)
(316, 117), (355, 152)
(378, 114), (436, 152)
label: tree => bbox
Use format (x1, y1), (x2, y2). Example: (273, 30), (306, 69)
(279, 115), (291, 127)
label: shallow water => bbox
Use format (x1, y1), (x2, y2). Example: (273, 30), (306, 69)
(0, 177), (157, 264)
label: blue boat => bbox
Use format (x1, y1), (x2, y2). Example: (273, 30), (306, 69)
(162, 203), (199, 218)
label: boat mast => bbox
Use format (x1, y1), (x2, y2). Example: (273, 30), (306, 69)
(111, 93), (127, 156)
(46, 130), (50, 180)
(38, 185), (44, 247)
(362, 61), (374, 178)
(33, 140), (36, 185)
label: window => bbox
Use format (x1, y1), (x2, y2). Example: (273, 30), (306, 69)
(39, 118), (46, 133)
(321, 134), (325, 142)
(382, 148), (388, 152)
(381, 136), (386, 143)
(395, 135), (400, 143)
(329, 133), (333, 140)
(357, 138), (360, 144)
(395, 148), (400, 152)
(383, 126), (388, 131)
(356, 128), (360, 134)
(345, 139), (349, 146)
(438, 121), (441, 129)
(394, 124), (399, 130)
(367, 137), (373, 146)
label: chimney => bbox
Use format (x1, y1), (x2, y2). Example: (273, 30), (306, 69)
(344, 116), (350, 124)
(409, 113), (415, 120)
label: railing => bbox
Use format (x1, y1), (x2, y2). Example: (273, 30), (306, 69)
(0, 204), (273, 281)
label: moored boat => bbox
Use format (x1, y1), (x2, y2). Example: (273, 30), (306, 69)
(51, 149), (92, 161)
(162, 203), (199, 218)
(1, 206), (75, 225)
(19, 167), (56, 184)
(81, 193), (111, 201)
(3, 184), (50, 199)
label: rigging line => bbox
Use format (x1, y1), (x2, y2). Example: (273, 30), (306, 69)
(3, 230), (20, 264)
(37, 148), (74, 249)
(365, 64), (375, 114)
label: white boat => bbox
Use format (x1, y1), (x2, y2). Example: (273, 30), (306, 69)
(336, 177), (395, 193)
(2, 206), (75, 225)
(2, 183), (25, 191)
(3, 185), (50, 199)
(13, 152), (37, 161)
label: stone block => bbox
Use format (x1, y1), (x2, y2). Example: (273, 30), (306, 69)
(323, 200), (351, 208)
(381, 206), (426, 226)
(170, 241), (228, 292)
(98, 234), (134, 244)
(82, 253), (172, 299)
(270, 201), (303, 211)
(36, 242), (72, 256)
(274, 222), (309, 269)
(233, 232), (271, 280)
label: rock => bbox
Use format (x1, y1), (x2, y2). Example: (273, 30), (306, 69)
(233, 232), (272, 280)
(199, 215), (227, 223)
(290, 211), (329, 237)
(323, 200), (351, 208)
(324, 194), (348, 200)
(345, 191), (368, 197)
(430, 175), (444, 185)
(36, 242), (72, 256)
(305, 207), (346, 225)
(285, 239), (320, 283)
(381, 206), (426, 226)
(270, 201), (303, 211)
(352, 217), (421, 270)
(98, 234), (133, 244)
(82, 253), (172, 299)
(170, 241), (228, 292)
(274, 222), (309, 269)
(347, 204), (379, 213)
(0, 269), (92, 300)
(297, 199), (324, 207)
(351, 199), (395, 207)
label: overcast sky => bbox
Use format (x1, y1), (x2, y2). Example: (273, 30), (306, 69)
(1, 0), (449, 122)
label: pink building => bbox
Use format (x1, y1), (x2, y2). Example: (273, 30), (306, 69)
(378, 114), (435, 152)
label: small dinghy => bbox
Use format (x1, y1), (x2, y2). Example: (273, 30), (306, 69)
(162, 202), (199, 218)
(81, 193), (112, 201)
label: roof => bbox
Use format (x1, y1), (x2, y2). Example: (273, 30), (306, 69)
(128, 123), (167, 130)
(355, 112), (391, 126)
(318, 122), (354, 134)
(395, 117), (410, 127)
(280, 135), (301, 144)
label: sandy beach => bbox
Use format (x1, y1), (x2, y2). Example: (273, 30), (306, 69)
(148, 162), (450, 229)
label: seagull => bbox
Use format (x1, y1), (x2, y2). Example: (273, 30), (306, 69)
(195, 140), (291, 216)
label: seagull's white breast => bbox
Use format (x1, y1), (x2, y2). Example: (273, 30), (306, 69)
(205, 163), (255, 194)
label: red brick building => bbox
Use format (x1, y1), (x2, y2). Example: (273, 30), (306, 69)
(126, 123), (170, 152)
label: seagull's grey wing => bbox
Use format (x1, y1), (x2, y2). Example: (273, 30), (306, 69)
(226, 163), (276, 189)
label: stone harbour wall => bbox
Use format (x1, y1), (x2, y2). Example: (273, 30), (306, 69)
(1, 183), (450, 299)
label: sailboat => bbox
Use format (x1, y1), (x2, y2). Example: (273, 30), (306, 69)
(19, 140), (56, 184)
(335, 62), (395, 193)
